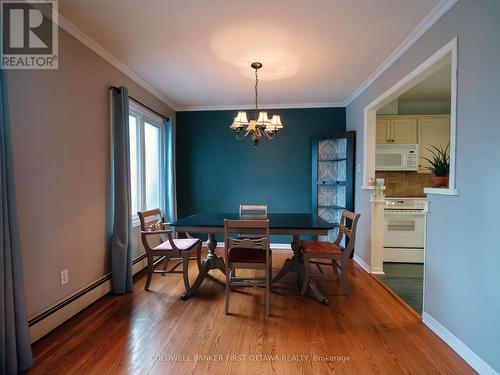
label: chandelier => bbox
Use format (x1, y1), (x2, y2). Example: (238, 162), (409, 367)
(229, 62), (284, 146)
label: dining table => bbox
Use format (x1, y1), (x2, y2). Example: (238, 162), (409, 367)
(171, 213), (337, 304)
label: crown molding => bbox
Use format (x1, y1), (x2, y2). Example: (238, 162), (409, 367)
(176, 102), (345, 112)
(56, 14), (178, 111)
(343, 0), (458, 107)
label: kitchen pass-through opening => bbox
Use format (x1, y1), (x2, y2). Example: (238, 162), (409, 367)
(363, 37), (458, 316)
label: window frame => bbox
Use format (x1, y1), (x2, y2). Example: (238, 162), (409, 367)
(129, 100), (166, 227)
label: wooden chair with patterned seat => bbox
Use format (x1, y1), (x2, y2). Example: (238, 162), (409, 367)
(224, 219), (272, 316)
(300, 210), (361, 296)
(138, 208), (202, 292)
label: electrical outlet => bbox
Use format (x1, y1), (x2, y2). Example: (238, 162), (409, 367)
(60, 269), (69, 286)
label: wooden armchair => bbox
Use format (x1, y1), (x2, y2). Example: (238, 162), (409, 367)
(224, 219), (272, 316)
(138, 209), (202, 291)
(301, 210), (361, 296)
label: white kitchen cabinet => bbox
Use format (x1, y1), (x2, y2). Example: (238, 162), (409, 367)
(376, 118), (392, 144)
(376, 116), (417, 144)
(417, 116), (450, 173)
(392, 118), (418, 144)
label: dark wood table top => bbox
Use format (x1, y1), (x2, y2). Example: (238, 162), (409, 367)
(172, 213), (336, 233)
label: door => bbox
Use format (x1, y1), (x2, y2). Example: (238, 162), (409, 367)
(418, 116), (450, 173)
(383, 212), (425, 248)
(392, 118), (418, 144)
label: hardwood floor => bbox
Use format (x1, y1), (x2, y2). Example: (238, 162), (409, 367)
(27, 249), (474, 375)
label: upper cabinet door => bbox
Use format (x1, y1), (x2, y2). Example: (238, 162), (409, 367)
(376, 118), (391, 144)
(392, 118), (418, 144)
(417, 117), (450, 173)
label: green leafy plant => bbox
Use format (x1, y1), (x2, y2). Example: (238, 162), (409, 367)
(422, 143), (450, 176)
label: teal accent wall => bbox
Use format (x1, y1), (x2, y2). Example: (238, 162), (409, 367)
(176, 108), (346, 220)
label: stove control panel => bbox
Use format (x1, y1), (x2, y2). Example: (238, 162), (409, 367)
(384, 198), (427, 211)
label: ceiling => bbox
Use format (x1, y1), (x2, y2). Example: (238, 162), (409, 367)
(399, 63), (451, 102)
(59, 0), (444, 110)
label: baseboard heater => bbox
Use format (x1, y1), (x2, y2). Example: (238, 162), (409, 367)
(27, 243), (292, 342)
(28, 253), (150, 341)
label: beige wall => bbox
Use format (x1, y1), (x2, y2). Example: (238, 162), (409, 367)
(6, 28), (174, 316)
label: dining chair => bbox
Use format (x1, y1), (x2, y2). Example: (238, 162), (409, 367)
(238, 205), (268, 241)
(239, 204), (268, 220)
(224, 219), (272, 316)
(300, 210), (361, 296)
(138, 209), (202, 292)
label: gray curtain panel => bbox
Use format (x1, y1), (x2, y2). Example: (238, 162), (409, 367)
(0, 71), (33, 373)
(110, 87), (133, 294)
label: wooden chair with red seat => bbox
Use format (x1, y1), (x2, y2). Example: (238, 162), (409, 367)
(138, 208), (202, 292)
(224, 219), (272, 316)
(301, 210), (361, 296)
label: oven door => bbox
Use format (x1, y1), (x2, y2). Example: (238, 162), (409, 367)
(383, 211), (425, 248)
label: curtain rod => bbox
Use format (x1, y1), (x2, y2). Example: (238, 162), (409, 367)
(110, 86), (170, 121)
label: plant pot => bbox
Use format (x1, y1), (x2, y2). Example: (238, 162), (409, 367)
(431, 176), (448, 188)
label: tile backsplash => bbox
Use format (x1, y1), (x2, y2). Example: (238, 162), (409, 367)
(375, 171), (434, 197)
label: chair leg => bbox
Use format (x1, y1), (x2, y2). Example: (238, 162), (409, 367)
(182, 251), (190, 291)
(145, 255), (154, 291)
(196, 243), (202, 272)
(315, 263), (324, 273)
(301, 255), (310, 296)
(268, 254), (273, 287)
(225, 267), (231, 314)
(341, 259), (350, 296)
(265, 261), (271, 316)
(332, 259), (339, 276)
(163, 256), (169, 272)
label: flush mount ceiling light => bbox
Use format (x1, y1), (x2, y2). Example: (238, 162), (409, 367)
(229, 62), (284, 147)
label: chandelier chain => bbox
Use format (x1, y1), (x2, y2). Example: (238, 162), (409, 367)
(255, 67), (259, 115)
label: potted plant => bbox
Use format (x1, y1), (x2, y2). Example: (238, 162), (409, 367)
(422, 143), (450, 187)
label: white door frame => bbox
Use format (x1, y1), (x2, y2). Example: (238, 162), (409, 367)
(361, 37), (459, 311)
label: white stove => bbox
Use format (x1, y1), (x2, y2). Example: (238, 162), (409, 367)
(383, 197), (427, 263)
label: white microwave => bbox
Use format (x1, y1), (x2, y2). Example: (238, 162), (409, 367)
(376, 144), (418, 171)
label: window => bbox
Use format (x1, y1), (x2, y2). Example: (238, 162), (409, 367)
(129, 101), (166, 225)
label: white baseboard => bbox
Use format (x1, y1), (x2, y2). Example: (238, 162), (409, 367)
(29, 255), (149, 343)
(270, 243), (292, 250)
(29, 278), (112, 343)
(353, 254), (372, 273)
(422, 312), (498, 375)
